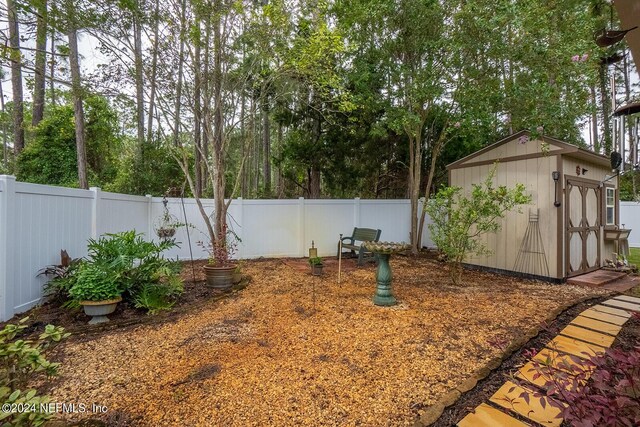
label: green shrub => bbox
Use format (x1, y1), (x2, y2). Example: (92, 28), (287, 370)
(0, 318), (69, 426)
(133, 276), (184, 314)
(425, 165), (531, 284)
(68, 264), (122, 301)
(308, 257), (323, 266)
(48, 231), (183, 311)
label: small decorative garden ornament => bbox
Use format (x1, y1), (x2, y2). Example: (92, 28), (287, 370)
(362, 241), (410, 306)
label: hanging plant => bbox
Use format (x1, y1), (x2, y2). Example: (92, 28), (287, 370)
(154, 195), (183, 240)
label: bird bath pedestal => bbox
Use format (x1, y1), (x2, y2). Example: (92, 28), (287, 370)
(363, 242), (410, 306)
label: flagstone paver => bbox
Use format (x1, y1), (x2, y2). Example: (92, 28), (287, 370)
(489, 381), (565, 427)
(532, 348), (595, 375)
(516, 361), (581, 391)
(580, 308), (629, 325)
(590, 304), (633, 318)
(547, 335), (606, 359)
(457, 403), (531, 427)
(570, 315), (622, 336)
(456, 293), (634, 427)
(613, 295), (640, 304)
(601, 299), (640, 312)
(558, 324), (616, 347)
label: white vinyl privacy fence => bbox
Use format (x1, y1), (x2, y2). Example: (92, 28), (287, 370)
(620, 201), (640, 247)
(0, 175), (433, 321)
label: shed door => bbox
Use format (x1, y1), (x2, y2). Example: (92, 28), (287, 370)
(566, 178), (601, 277)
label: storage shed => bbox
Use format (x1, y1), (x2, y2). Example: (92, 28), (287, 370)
(447, 130), (621, 282)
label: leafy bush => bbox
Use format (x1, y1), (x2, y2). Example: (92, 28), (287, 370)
(68, 264), (122, 301)
(133, 277), (184, 314)
(425, 165), (530, 284)
(0, 318), (69, 426)
(308, 257), (323, 266)
(17, 95), (121, 188)
(48, 231), (183, 311)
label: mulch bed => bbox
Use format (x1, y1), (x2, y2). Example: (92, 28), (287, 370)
(3, 261), (233, 339)
(28, 256), (607, 426)
(433, 286), (640, 426)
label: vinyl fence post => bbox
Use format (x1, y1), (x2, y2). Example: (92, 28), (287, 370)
(299, 197), (305, 257)
(146, 194), (153, 241)
(236, 197), (244, 259)
(90, 187), (101, 239)
(0, 175), (17, 321)
(354, 197), (361, 229)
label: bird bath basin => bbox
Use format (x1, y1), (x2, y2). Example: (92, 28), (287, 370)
(362, 241), (411, 306)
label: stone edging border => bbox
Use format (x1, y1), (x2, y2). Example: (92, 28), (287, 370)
(412, 292), (612, 427)
(61, 277), (252, 339)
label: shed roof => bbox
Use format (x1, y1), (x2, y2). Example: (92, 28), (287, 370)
(447, 130), (612, 170)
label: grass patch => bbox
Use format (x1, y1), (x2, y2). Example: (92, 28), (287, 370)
(628, 247), (640, 268)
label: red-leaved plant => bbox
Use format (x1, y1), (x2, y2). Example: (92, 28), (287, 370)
(517, 312), (640, 427)
(197, 223), (240, 267)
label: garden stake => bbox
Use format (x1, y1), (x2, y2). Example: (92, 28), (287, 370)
(338, 234), (343, 285)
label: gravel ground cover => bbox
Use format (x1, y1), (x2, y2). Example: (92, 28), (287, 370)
(44, 257), (603, 426)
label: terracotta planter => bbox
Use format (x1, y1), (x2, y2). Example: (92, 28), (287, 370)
(311, 265), (324, 276)
(204, 265), (235, 288)
(80, 297), (122, 325)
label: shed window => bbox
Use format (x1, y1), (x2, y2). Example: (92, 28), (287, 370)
(606, 187), (615, 225)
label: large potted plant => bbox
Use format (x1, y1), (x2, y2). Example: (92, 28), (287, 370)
(202, 224), (239, 289)
(68, 265), (123, 324)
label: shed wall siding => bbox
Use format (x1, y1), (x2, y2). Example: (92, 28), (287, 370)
(457, 138), (563, 165)
(450, 155), (559, 279)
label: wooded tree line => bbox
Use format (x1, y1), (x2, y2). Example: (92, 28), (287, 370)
(1, 0), (638, 250)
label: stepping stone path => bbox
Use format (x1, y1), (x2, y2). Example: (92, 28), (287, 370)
(457, 295), (640, 426)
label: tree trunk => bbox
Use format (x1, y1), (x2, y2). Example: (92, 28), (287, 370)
(49, 21), (56, 106)
(417, 133), (444, 249)
(32, 0), (48, 127)
(276, 121), (284, 198)
(68, 26), (88, 189)
(0, 77), (7, 168)
(7, 0), (25, 154)
(262, 94), (271, 194)
(598, 63), (612, 155)
(408, 124), (423, 255)
(201, 14), (212, 196)
(133, 17), (145, 151)
(193, 21), (203, 198)
(146, 0), (160, 144)
(173, 0), (187, 147)
(212, 0), (226, 244)
(309, 112), (321, 198)
(590, 85), (599, 153)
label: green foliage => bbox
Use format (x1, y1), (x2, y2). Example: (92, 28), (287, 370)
(618, 172), (639, 202)
(105, 141), (188, 196)
(308, 256), (323, 266)
(68, 264), (122, 301)
(133, 276), (183, 314)
(425, 165), (531, 284)
(0, 318), (70, 427)
(49, 231), (183, 310)
(16, 95), (122, 187)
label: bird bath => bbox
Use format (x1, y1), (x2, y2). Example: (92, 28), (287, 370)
(363, 241), (410, 306)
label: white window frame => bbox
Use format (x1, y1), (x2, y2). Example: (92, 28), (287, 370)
(605, 187), (615, 226)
